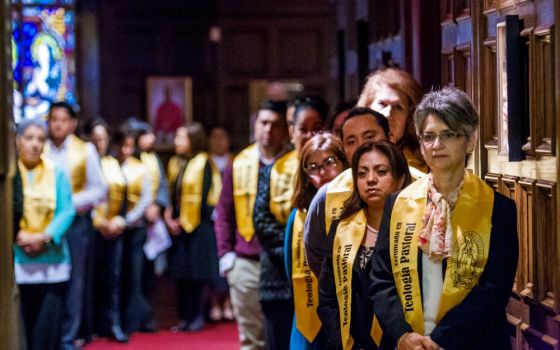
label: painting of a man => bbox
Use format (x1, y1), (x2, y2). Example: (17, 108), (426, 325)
(155, 86), (184, 134)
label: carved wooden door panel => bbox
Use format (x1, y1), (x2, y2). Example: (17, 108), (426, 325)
(441, 0), (559, 348)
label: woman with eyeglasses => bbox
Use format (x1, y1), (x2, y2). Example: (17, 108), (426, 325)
(369, 87), (518, 350)
(284, 133), (348, 350)
(318, 141), (411, 350)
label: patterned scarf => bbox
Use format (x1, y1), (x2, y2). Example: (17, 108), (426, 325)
(418, 174), (464, 262)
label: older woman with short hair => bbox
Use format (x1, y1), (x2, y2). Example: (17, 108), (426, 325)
(369, 87), (518, 350)
(15, 118), (76, 350)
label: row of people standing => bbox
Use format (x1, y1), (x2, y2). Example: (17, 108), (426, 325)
(218, 68), (518, 350)
(13, 100), (231, 349)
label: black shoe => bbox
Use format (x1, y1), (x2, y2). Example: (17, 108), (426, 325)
(170, 320), (189, 333)
(186, 316), (205, 332)
(110, 325), (130, 343)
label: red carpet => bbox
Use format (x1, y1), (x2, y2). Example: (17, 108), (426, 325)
(85, 322), (239, 350)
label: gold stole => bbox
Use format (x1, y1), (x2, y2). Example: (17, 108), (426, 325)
(167, 155), (186, 189)
(93, 156), (126, 228)
(270, 150), (298, 225)
(18, 158), (57, 234)
(123, 157), (146, 212)
(233, 144), (260, 242)
(291, 209), (322, 342)
(45, 134), (87, 193)
(324, 169), (353, 234)
(141, 152), (161, 201)
(180, 152), (222, 233)
(389, 172), (494, 335)
(333, 210), (367, 350)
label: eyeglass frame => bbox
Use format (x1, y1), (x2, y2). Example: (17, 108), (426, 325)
(304, 156), (340, 176)
(418, 131), (466, 146)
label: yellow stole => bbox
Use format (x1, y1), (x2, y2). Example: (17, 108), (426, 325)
(44, 134), (87, 194)
(141, 152), (161, 201)
(324, 168), (353, 234)
(270, 150), (298, 225)
(291, 209), (322, 342)
(123, 157), (146, 212)
(167, 155), (186, 189)
(332, 210), (382, 349)
(180, 152), (222, 233)
(389, 171), (494, 335)
(93, 156), (126, 228)
(232, 144), (260, 242)
(18, 158), (57, 234)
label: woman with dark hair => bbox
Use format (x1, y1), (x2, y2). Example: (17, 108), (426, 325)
(284, 133), (348, 350)
(318, 141), (411, 350)
(86, 118), (129, 343)
(112, 127), (154, 334)
(357, 68), (428, 178)
(369, 87), (518, 350)
(164, 122), (222, 332)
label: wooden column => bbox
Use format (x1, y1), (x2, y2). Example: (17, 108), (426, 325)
(0, 0), (18, 348)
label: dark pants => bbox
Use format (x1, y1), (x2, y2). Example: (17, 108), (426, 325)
(94, 231), (124, 334)
(19, 282), (67, 350)
(176, 280), (207, 325)
(61, 214), (94, 350)
(261, 299), (294, 350)
(121, 225), (153, 333)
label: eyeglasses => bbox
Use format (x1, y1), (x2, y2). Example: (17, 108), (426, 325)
(420, 131), (465, 146)
(305, 156), (339, 176)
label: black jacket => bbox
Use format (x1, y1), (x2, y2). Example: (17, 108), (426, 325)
(369, 191), (518, 350)
(253, 165), (292, 302)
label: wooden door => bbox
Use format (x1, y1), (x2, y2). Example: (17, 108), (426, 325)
(441, 0), (560, 347)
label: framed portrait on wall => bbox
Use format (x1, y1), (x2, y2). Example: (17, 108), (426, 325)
(496, 21), (509, 156)
(146, 76), (192, 145)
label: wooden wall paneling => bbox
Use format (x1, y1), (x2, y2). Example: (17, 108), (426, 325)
(518, 177), (537, 301)
(535, 181), (557, 312)
(501, 175), (522, 294)
(441, 0), (453, 23)
(482, 37), (498, 148)
(223, 85), (249, 151)
(278, 30), (322, 76)
(499, 0), (517, 11)
(521, 26), (536, 156)
(484, 0), (497, 13)
(442, 52), (455, 86)
(534, 26), (555, 155)
(455, 0), (471, 18)
(484, 172), (502, 191)
(455, 44), (472, 96)
(223, 31), (267, 75)
(441, 10), (458, 87)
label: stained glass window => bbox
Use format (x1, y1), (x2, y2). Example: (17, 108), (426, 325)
(11, 0), (76, 123)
